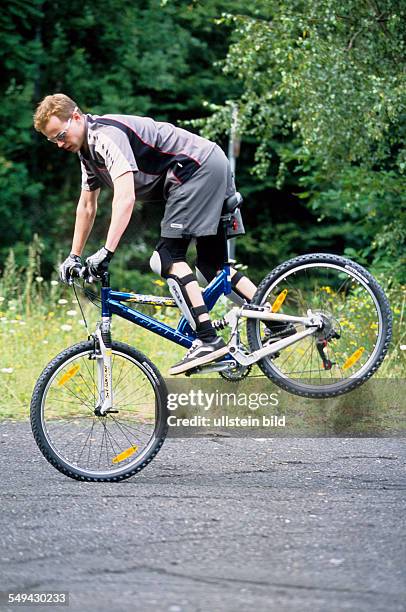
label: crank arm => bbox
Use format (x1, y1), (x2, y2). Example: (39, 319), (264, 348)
(185, 360), (238, 376)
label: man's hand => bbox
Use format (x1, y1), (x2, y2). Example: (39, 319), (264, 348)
(85, 246), (114, 278)
(59, 253), (82, 285)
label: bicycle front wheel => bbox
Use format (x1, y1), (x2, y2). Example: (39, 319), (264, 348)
(31, 340), (168, 481)
(247, 254), (392, 398)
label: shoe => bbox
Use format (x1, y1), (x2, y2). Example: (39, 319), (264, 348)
(169, 337), (229, 375)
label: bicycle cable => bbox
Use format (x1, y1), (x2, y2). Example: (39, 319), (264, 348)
(72, 281), (93, 336)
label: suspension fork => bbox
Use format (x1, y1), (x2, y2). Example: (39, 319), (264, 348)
(94, 317), (116, 416)
(92, 271), (116, 416)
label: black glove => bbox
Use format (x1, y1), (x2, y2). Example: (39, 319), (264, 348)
(59, 253), (82, 285)
(85, 246), (114, 278)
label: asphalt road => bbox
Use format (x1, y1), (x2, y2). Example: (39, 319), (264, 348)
(0, 422), (405, 612)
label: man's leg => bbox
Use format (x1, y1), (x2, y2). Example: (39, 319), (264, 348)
(195, 232), (296, 340)
(195, 231), (257, 304)
(149, 238), (229, 374)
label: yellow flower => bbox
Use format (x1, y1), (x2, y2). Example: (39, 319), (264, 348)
(153, 279), (165, 287)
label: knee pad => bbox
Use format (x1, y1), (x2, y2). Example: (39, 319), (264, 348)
(167, 273), (208, 330)
(149, 240), (173, 278)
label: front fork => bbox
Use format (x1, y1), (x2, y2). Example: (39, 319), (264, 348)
(93, 317), (116, 416)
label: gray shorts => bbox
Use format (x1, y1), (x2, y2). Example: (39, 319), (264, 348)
(161, 144), (236, 238)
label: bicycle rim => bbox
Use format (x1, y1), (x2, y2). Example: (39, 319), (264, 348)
(252, 262), (387, 393)
(39, 347), (165, 479)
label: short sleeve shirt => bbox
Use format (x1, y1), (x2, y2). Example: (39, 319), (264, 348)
(79, 114), (216, 201)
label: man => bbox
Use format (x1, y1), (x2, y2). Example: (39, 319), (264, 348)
(33, 93), (259, 374)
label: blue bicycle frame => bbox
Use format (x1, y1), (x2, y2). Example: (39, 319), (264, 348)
(101, 264), (233, 350)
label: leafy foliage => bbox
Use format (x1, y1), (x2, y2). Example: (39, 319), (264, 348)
(202, 0), (406, 279)
(0, 0), (404, 284)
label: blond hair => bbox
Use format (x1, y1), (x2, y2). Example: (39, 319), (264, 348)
(33, 93), (81, 132)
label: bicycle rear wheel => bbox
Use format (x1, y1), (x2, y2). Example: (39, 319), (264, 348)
(31, 340), (168, 481)
(247, 253), (392, 398)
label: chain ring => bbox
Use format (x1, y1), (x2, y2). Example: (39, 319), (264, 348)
(219, 363), (252, 382)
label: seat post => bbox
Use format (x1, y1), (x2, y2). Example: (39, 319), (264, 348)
(221, 218), (230, 266)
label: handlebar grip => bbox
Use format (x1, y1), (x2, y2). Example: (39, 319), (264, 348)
(68, 264), (82, 278)
(68, 264), (98, 284)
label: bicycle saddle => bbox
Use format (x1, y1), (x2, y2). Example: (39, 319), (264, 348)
(222, 192), (243, 214)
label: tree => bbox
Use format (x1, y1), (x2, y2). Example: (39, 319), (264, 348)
(202, 0), (406, 280)
(0, 0), (246, 275)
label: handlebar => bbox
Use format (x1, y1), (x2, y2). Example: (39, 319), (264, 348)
(69, 264), (97, 284)
(68, 264), (110, 287)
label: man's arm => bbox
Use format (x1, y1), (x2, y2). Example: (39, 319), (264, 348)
(71, 188), (100, 256)
(105, 172), (135, 252)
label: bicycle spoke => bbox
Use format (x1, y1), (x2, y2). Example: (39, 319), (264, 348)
(108, 415), (154, 440)
(49, 382), (95, 412)
(39, 347), (163, 476)
(255, 260), (384, 389)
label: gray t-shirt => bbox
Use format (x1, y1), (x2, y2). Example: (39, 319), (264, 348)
(79, 114), (216, 201)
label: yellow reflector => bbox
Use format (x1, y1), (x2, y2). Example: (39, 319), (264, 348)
(271, 289), (288, 313)
(343, 347), (365, 370)
(112, 446), (138, 464)
(58, 365), (80, 386)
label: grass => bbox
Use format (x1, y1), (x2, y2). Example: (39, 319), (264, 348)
(0, 238), (405, 421)
(0, 297), (187, 420)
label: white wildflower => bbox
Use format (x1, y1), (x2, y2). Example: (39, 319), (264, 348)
(51, 280), (59, 286)
(35, 276), (44, 283)
(60, 324), (72, 332)
(66, 310), (77, 316)
(1, 368), (13, 374)
(400, 345), (406, 351)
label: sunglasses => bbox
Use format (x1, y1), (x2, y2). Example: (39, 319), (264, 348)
(47, 106), (78, 143)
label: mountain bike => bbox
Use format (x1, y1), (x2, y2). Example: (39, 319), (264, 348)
(30, 196), (392, 482)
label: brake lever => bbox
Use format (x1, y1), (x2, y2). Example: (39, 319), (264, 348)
(67, 264), (97, 285)
(79, 266), (98, 284)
